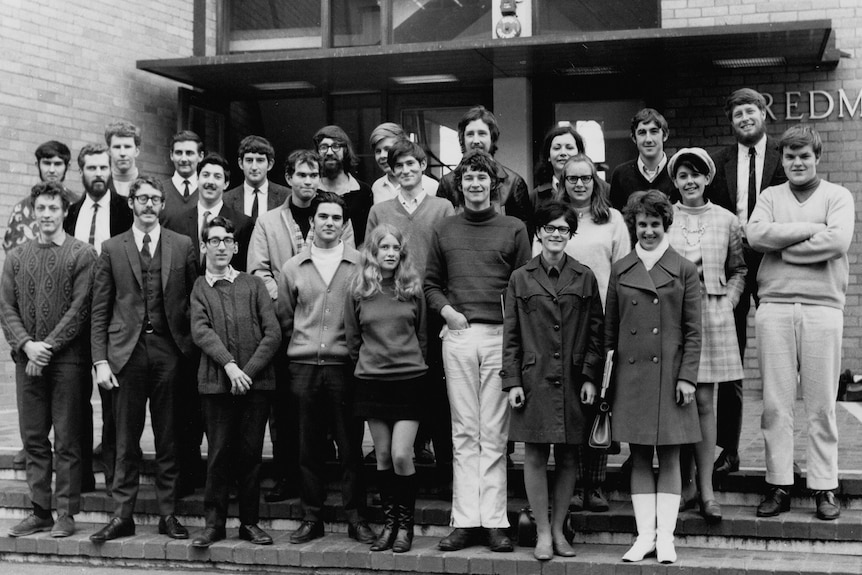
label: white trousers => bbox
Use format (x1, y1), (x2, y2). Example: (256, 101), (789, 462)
(442, 324), (510, 528)
(757, 302), (841, 490)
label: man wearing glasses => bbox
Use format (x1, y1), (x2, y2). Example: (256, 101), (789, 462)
(89, 176), (198, 542)
(223, 135), (290, 223)
(313, 125), (373, 245)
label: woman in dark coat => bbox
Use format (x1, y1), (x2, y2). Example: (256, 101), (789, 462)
(605, 190), (702, 564)
(502, 201), (604, 561)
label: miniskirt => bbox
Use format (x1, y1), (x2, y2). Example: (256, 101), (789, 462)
(354, 374), (427, 421)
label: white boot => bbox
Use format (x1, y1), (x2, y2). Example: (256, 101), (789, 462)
(656, 492), (680, 564)
(621, 493), (656, 562)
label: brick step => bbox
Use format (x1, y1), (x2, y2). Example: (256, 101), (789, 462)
(0, 480), (860, 554)
(0, 519), (860, 575)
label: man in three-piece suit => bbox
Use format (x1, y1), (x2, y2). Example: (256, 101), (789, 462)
(706, 88), (787, 481)
(89, 176), (198, 542)
(64, 143), (133, 496)
(223, 135), (289, 222)
(161, 130), (205, 218)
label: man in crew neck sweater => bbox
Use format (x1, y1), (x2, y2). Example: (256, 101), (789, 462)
(747, 125), (853, 522)
(424, 150), (531, 553)
(104, 121), (141, 198)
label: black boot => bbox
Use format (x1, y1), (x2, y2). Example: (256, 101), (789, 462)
(370, 469), (397, 552)
(392, 473), (416, 553)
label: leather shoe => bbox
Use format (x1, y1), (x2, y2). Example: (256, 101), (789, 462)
(569, 488), (584, 511)
(158, 514), (189, 539)
(90, 517), (135, 542)
(700, 499), (723, 524)
(239, 523), (273, 545)
(487, 527), (513, 552)
(586, 487), (610, 512)
(264, 479), (297, 503)
(192, 526), (226, 548)
(713, 450), (740, 486)
(348, 520), (375, 544)
(290, 520), (324, 544)
(756, 486), (791, 517)
(438, 527), (478, 551)
(815, 490), (840, 520)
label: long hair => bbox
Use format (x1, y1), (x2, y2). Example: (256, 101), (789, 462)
(561, 154), (611, 224)
(534, 125), (585, 186)
(352, 224), (423, 302)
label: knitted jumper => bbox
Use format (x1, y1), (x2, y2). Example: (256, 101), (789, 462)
(609, 159), (679, 211)
(0, 235), (97, 362)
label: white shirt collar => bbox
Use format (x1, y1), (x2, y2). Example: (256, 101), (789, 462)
(82, 193), (110, 210)
(738, 134), (767, 158)
(197, 201), (223, 219)
(637, 153), (668, 182)
(171, 172), (198, 194)
(243, 180), (269, 195)
(132, 224), (161, 252)
(205, 265), (239, 286)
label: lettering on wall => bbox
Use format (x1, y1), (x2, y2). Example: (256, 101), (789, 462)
(762, 90), (862, 121)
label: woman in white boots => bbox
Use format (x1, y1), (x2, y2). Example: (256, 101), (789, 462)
(605, 190), (703, 563)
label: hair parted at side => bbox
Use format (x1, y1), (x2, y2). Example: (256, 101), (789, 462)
(170, 130), (203, 152)
(237, 135), (275, 161)
(534, 200), (578, 238)
(387, 138), (426, 170)
(201, 214), (235, 243)
(561, 154), (612, 225)
(779, 124), (822, 158)
(313, 125), (358, 171)
(77, 143), (109, 169)
(129, 175), (165, 198)
(622, 189), (674, 242)
(724, 88), (767, 119)
(458, 105), (500, 155)
(534, 125), (586, 186)
(352, 224), (422, 302)
(198, 152), (232, 181)
(630, 108), (669, 138)
(369, 122), (405, 149)
(285, 149), (321, 176)
(311, 190), (348, 217)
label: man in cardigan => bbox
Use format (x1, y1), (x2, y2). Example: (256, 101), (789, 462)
(277, 192), (373, 545)
(189, 216), (281, 548)
(161, 130), (205, 218)
(0, 181), (97, 538)
(609, 108), (679, 211)
(424, 150), (531, 553)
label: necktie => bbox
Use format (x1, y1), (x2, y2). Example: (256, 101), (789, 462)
(88, 202), (99, 245)
(251, 188), (260, 219)
(142, 233), (152, 332)
(141, 232), (152, 269)
(747, 147), (757, 219)
(183, 180), (191, 199)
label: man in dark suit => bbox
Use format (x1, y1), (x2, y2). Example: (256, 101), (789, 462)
(162, 130), (204, 218)
(223, 135), (289, 222)
(89, 176), (198, 542)
(64, 143), (133, 496)
(706, 88), (787, 480)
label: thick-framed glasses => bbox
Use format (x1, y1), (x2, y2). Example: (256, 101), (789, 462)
(133, 195), (164, 205)
(318, 143), (344, 153)
(541, 225), (572, 236)
(205, 237), (236, 248)
(564, 175), (593, 185)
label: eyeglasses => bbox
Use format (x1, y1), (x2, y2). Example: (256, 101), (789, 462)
(318, 143), (344, 153)
(541, 225), (572, 236)
(564, 175), (593, 185)
(132, 195), (164, 205)
(205, 237), (236, 248)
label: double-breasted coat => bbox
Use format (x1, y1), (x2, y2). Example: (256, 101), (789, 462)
(605, 247), (702, 446)
(502, 254), (604, 444)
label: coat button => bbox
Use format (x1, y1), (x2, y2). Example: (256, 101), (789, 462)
(652, 298), (659, 304)
(499, 370), (507, 377)
(553, 352), (560, 359)
(630, 328), (637, 334)
(652, 356), (659, 363)
(652, 327), (659, 334)
(632, 300), (638, 305)
(552, 297), (558, 304)
(554, 380), (561, 386)
(628, 357), (635, 364)
(553, 324), (560, 331)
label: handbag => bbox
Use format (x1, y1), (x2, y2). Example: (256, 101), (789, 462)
(588, 350), (615, 450)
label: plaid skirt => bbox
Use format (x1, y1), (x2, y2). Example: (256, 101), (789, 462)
(698, 293), (744, 383)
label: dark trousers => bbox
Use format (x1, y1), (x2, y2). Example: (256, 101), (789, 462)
(717, 245), (761, 452)
(201, 390), (270, 528)
(175, 353), (204, 488)
(417, 315), (453, 470)
(79, 369), (95, 489)
(289, 362), (365, 523)
(16, 352), (83, 515)
(98, 385), (116, 488)
(270, 354), (299, 485)
(112, 332), (180, 519)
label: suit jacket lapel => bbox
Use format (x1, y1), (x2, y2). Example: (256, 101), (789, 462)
(124, 232), (143, 288)
(723, 148), (738, 207)
(161, 230), (173, 290)
(762, 143), (781, 191)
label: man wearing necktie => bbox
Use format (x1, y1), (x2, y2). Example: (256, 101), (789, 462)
(223, 135), (290, 223)
(705, 88), (787, 483)
(89, 176), (198, 542)
(161, 131), (204, 218)
(64, 144), (133, 497)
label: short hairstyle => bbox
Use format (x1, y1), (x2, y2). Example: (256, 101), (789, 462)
(453, 149), (501, 203)
(170, 130), (203, 153)
(534, 200), (578, 238)
(387, 138), (427, 170)
(724, 88), (767, 120)
(623, 190), (674, 241)
(311, 190), (348, 218)
(30, 181), (71, 211)
(369, 122), (405, 149)
(197, 152), (231, 181)
(534, 125), (586, 186)
(779, 124), (823, 158)
(284, 149), (321, 176)
(237, 135), (275, 162)
(104, 120), (141, 147)
(630, 108), (669, 138)
(201, 214), (235, 243)
(458, 106), (500, 155)
(561, 154), (612, 225)
(76, 143), (110, 169)
(129, 175), (165, 198)
(35, 141), (71, 166)
(313, 125), (358, 171)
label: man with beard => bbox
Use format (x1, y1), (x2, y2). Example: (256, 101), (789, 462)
(64, 143), (134, 495)
(223, 135), (289, 222)
(706, 88), (787, 483)
(436, 106), (533, 230)
(313, 125), (373, 246)
(162, 130), (205, 217)
(104, 121), (142, 198)
(4, 141), (75, 253)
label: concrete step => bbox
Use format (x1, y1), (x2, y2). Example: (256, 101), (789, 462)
(0, 519), (861, 575)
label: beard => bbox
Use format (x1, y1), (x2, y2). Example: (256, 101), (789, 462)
(83, 178), (109, 200)
(321, 157), (345, 180)
(734, 124), (765, 147)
